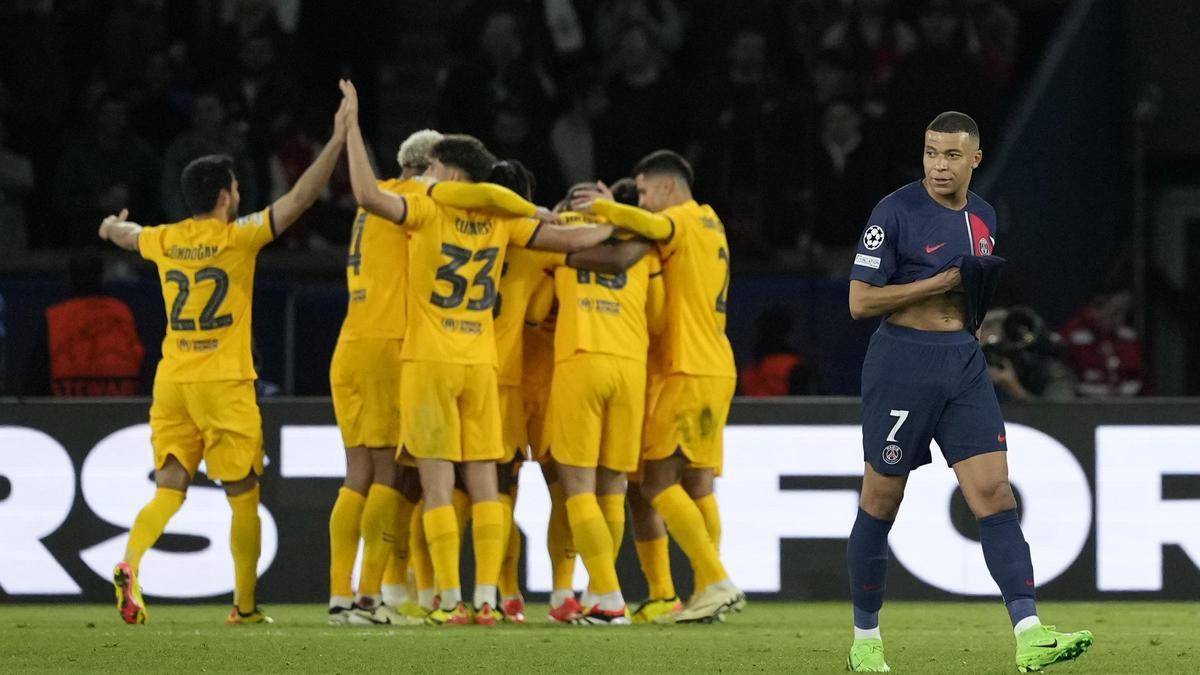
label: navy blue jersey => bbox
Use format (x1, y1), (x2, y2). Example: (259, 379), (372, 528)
(850, 181), (997, 287)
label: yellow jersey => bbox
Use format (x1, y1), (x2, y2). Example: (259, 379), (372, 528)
(138, 208), (274, 382)
(551, 248), (659, 364)
(399, 193), (541, 365)
(656, 200), (736, 378)
(495, 247), (558, 386)
(338, 177), (431, 340)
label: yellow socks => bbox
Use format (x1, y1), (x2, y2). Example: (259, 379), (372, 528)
(382, 493), (417, 604)
(598, 493), (626, 559)
(328, 487), (366, 599)
(472, 500), (504, 607)
(634, 536), (676, 600)
(423, 505), (461, 606)
(691, 494), (722, 591)
(565, 494), (620, 596)
(694, 494), (721, 549)
(451, 488), (471, 535)
(651, 485), (726, 591)
(357, 483), (401, 600)
(498, 493), (521, 600)
(547, 482), (576, 594)
(228, 484), (262, 614)
(124, 487), (185, 575)
(409, 502), (435, 609)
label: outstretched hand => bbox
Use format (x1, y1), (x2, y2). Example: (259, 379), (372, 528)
(98, 208), (130, 240)
(338, 79), (360, 130)
(570, 180), (614, 213)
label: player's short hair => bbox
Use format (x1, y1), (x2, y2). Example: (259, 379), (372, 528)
(396, 129), (444, 171)
(927, 111), (980, 142)
(610, 177), (638, 206)
(632, 149), (694, 188)
(489, 159), (537, 201)
(180, 154), (236, 215)
(430, 134), (497, 183)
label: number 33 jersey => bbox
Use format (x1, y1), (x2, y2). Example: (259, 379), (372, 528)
(138, 208), (275, 382)
(400, 193), (541, 366)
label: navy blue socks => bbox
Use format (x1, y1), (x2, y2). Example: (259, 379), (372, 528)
(847, 508), (894, 630)
(978, 508), (1038, 626)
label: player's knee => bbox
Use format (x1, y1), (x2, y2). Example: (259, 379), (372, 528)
(966, 478), (1017, 517)
(223, 472), (259, 498)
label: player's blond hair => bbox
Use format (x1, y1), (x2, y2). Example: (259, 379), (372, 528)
(397, 129), (444, 170)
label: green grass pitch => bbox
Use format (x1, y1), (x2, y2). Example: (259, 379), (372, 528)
(1, 602), (1193, 673)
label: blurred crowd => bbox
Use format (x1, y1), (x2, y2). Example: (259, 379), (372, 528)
(0, 0), (1064, 269)
(8, 0), (1129, 400)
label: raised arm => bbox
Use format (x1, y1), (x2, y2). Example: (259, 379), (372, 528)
(430, 181), (563, 224)
(270, 95), (348, 234)
(340, 79), (409, 224)
(97, 208), (143, 252)
(573, 183), (673, 240)
(566, 238), (651, 275)
(528, 222), (616, 253)
(848, 269), (961, 320)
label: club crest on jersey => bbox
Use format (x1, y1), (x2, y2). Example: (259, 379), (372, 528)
(882, 444), (903, 465)
(863, 225), (885, 251)
(978, 237), (991, 255)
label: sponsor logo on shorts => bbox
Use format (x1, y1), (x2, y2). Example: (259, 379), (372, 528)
(863, 225), (885, 251)
(854, 253), (881, 269)
(882, 444), (903, 465)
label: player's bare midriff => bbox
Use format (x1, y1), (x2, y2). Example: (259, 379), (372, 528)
(887, 287), (966, 332)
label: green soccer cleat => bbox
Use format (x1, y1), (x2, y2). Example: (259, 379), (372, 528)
(1015, 624), (1093, 672)
(846, 638), (890, 672)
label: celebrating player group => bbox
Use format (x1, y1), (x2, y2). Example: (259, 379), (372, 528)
(97, 79), (1092, 672)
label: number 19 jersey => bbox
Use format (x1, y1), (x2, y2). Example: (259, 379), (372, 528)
(400, 193), (541, 365)
(138, 208), (275, 382)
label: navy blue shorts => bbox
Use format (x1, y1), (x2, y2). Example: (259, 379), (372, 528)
(860, 322), (1007, 475)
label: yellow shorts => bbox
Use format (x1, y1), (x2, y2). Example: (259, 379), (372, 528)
(399, 360), (503, 463)
(522, 353), (554, 460)
(545, 353), (646, 473)
(329, 337), (403, 449)
(642, 374), (735, 471)
(628, 368), (667, 482)
(499, 384), (528, 464)
(150, 379), (264, 482)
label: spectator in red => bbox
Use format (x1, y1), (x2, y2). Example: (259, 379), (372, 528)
(1057, 288), (1146, 397)
(23, 254), (145, 397)
(740, 306), (817, 396)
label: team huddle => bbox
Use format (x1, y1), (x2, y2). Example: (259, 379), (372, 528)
(97, 79), (742, 629)
(96, 79), (1095, 672)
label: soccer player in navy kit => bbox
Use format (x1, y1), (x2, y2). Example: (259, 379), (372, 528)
(844, 112), (1093, 673)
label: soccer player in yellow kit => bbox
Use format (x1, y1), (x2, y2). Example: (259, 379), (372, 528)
(98, 96), (349, 626)
(574, 150), (745, 623)
(338, 79), (616, 625)
(326, 129), (443, 626)
(541, 213), (664, 625)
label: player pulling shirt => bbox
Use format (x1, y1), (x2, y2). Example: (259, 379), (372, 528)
(851, 180), (1005, 475)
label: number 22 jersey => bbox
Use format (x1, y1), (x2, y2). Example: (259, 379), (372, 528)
(138, 208), (275, 383)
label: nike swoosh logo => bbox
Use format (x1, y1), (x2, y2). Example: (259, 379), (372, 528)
(1034, 640), (1058, 649)
(925, 242), (947, 253)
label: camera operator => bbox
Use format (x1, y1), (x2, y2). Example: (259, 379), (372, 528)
(979, 307), (1075, 402)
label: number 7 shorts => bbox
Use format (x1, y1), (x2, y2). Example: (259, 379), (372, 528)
(860, 322), (1007, 476)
